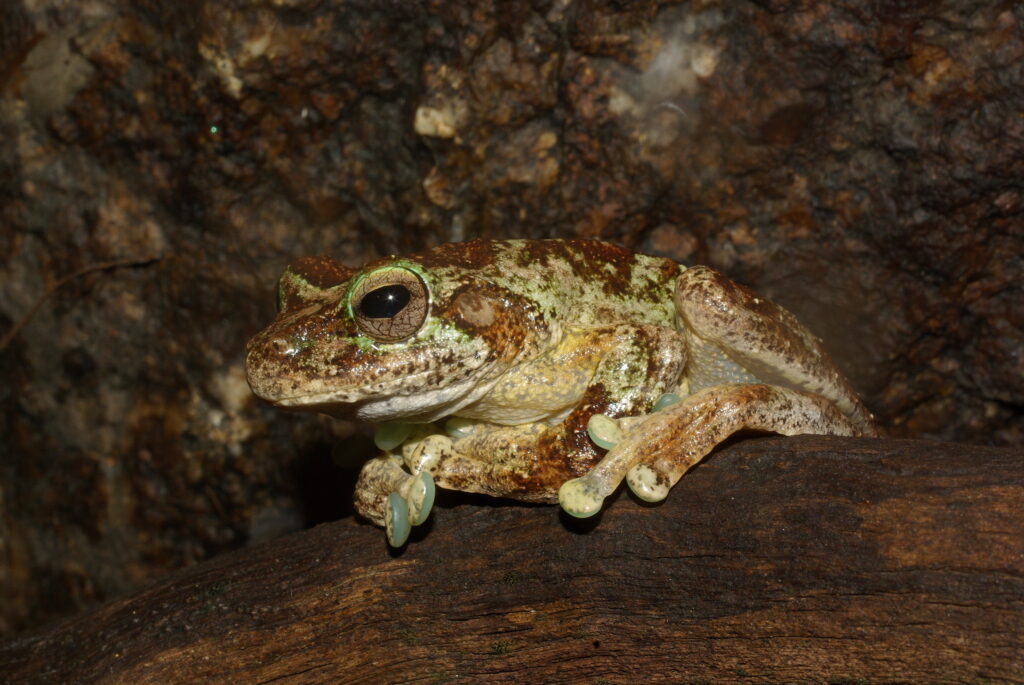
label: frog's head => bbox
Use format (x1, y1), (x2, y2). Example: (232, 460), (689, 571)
(245, 247), (546, 422)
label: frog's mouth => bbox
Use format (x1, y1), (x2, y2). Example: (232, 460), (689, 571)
(272, 379), (501, 424)
(248, 360), (503, 424)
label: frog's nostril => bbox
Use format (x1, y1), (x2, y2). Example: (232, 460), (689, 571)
(271, 337), (293, 355)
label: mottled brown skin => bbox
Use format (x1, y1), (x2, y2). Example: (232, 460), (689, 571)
(246, 239), (875, 535)
(675, 267), (874, 427)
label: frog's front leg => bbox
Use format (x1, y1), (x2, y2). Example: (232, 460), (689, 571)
(559, 383), (858, 517)
(354, 423), (552, 546)
(404, 422), (559, 501)
(408, 323), (689, 499)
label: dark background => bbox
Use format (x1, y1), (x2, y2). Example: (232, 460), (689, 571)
(1, 0), (1021, 636)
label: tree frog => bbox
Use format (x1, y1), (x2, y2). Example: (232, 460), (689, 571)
(246, 239), (876, 546)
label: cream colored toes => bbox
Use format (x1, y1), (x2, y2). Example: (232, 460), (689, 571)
(626, 463), (670, 502)
(402, 471), (436, 526)
(402, 432), (455, 474)
(558, 473), (609, 518)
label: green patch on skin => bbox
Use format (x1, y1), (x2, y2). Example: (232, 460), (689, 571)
(349, 333), (383, 353)
(283, 332), (315, 355)
(277, 269), (326, 310)
(422, 317), (476, 347)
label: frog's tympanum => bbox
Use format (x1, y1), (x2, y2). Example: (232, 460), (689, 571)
(246, 239), (875, 546)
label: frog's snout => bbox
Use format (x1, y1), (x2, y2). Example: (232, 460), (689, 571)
(267, 335), (300, 358)
(244, 332), (298, 402)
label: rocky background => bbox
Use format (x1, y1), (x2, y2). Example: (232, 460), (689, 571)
(0, 0), (1020, 636)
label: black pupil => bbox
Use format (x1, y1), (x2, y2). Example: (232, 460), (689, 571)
(359, 284), (411, 319)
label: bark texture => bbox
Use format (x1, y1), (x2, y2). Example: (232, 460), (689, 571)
(2, 436), (1022, 683)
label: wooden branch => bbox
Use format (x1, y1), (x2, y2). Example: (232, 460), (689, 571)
(2, 436), (1022, 683)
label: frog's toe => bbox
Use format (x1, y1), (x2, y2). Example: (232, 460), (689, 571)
(626, 464), (670, 502)
(587, 414), (624, 449)
(558, 475), (606, 518)
(403, 433), (454, 474)
(375, 422), (414, 451)
(406, 471), (436, 526)
(386, 492), (412, 547)
(653, 392), (682, 412)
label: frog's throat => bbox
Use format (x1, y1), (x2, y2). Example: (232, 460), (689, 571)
(352, 372), (505, 423)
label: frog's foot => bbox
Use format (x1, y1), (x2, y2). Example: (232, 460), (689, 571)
(354, 454), (410, 528)
(354, 449), (438, 546)
(559, 464), (667, 516)
(561, 383), (858, 518)
(352, 427), (451, 546)
(565, 406), (676, 516)
(384, 471), (437, 546)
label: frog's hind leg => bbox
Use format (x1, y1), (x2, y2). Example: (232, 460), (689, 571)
(558, 383), (858, 517)
(675, 266), (876, 435)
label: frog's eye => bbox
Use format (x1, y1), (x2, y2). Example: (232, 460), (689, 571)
(350, 267), (429, 342)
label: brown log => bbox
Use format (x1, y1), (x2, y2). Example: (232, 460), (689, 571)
(2, 435), (1022, 683)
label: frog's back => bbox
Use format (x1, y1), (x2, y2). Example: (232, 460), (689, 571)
(486, 239), (682, 328)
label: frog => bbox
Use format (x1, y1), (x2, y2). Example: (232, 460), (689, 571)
(245, 239), (876, 547)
